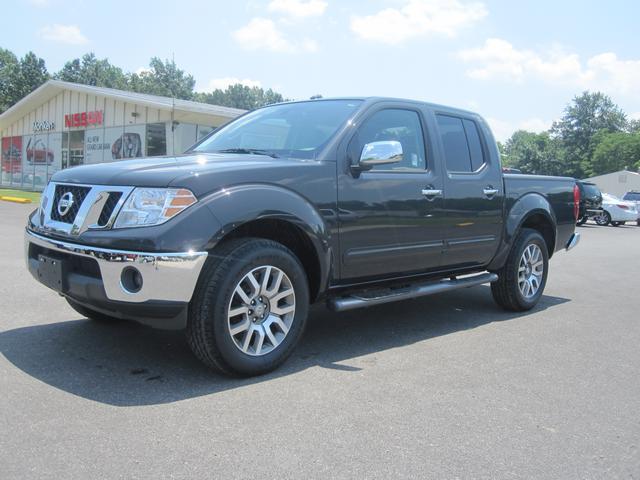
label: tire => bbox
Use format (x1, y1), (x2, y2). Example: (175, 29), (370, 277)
(66, 298), (121, 323)
(594, 211), (611, 226)
(576, 216), (587, 226)
(187, 238), (310, 377)
(491, 228), (549, 312)
(611, 221), (621, 227)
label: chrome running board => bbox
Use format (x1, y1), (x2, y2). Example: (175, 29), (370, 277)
(327, 272), (499, 312)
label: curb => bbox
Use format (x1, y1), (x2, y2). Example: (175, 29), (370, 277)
(0, 196), (32, 204)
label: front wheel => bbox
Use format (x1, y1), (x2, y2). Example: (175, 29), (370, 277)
(491, 228), (549, 312)
(187, 238), (309, 377)
(594, 211), (611, 226)
(576, 216), (587, 226)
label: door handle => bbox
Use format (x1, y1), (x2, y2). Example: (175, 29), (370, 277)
(483, 186), (499, 198)
(421, 188), (442, 200)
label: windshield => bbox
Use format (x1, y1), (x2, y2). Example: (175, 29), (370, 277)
(192, 100), (362, 159)
(582, 184), (601, 197)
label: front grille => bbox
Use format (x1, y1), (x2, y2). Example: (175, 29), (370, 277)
(50, 184), (91, 224)
(97, 192), (123, 227)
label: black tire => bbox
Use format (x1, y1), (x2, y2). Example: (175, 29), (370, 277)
(66, 298), (121, 323)
(611, 221), (621, 227)
(576, 216), (587, 226)
(491, 228), (549, 312)
(186, 238), (310, 377)
(595, 211), (610, 226)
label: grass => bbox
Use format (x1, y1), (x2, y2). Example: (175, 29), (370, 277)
(0, 188), (41, 203)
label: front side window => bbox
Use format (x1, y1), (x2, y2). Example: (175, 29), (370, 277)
(193, 100), (362, 159)
(436, 114), (486, 173)
(350, 109), (427, 172)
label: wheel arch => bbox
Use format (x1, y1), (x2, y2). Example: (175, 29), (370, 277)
(488, 193), (557, 270)
(200, 184), (333, 302)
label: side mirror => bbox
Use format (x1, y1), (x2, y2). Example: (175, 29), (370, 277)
(358, 141), (403, 169)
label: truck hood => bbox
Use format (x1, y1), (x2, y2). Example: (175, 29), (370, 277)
(50, 153), (319, 197)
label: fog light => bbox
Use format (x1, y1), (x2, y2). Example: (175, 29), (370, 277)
(121, 267), (143, 293)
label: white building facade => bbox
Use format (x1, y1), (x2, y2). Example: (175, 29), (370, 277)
(0, 80), (244, 190)
(584, 170), (640, 197)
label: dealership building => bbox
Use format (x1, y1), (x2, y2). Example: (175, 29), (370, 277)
(0, 80), (245, 190)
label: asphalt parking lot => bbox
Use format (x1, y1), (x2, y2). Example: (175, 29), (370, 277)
(1, 201), (639, 479)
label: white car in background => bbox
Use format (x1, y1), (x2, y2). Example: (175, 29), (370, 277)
(594, 193), (638, 226)
(622, 191), (640, 226)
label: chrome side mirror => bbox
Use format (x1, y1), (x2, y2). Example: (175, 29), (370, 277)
(359, 140), (403, 168)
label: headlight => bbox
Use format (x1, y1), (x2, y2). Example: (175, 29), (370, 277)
(113, 188), (197, 228)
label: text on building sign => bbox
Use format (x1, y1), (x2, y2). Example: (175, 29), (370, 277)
(33, 120), (55, 132)
(65, 110), (103, 128)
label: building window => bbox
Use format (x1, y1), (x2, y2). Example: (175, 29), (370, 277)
(146, 123), (167, 157)
(62, 131), (85, 169)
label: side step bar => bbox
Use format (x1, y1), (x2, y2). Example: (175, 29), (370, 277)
(327, 272), (498, 312)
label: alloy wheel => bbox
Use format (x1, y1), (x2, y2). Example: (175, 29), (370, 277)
(518, 244), (544, 299)
(227, 265), (296, 356)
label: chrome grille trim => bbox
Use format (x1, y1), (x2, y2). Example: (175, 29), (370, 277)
(41, 182), (135, 237)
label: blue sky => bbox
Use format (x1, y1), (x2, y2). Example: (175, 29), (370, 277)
(5, 0), (640, 140)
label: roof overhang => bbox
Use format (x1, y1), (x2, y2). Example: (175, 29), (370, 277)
(0, 80), (246, 131)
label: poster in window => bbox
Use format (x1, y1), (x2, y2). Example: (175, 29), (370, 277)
(105, 125), (145, 160)
(1, 136), (22, 184)
(85, 128), (109, 164)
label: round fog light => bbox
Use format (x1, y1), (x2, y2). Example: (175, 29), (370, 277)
(121, 267), (143, 294)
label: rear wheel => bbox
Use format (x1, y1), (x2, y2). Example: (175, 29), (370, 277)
(491, 228), (549, 312)
(187, 238), (309, 377)
(66, 298), (121, 323)
(594, 211), (611, 226)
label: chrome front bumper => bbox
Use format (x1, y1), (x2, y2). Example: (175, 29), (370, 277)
(25, 229), (208, 303)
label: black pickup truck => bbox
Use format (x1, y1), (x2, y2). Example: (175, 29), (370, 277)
(25, 98), (580, 376)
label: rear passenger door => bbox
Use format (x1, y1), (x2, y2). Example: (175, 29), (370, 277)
(434, 112), (504, 268)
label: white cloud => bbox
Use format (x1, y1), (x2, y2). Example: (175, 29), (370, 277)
(268, 0), (327, 18)
(486, 117), (552, 142)
(233, 17), (318, 53)
(204, 77), (263, 91)
(459, 38), (640, 96)
(28, 0), (50, 6)
(630, 112), (640, 121)
(38, 24), (88, 45)
(350, 0), (487, 45)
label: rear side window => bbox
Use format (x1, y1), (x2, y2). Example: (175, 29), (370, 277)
(436, 114), (485, 173)
(623, 192), (640, 201)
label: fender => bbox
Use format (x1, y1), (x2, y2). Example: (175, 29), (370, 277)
(199, 183), (333, 295)
(488, 192), (556, 271)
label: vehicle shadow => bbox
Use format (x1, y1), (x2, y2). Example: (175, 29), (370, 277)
(0, 286), (569, 406)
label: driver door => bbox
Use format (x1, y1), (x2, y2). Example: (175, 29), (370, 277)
(337, 106), (445, 281)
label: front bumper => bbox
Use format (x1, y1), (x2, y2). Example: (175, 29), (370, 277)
(25, 229), (208, 304)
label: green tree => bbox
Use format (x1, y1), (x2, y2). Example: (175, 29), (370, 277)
(55, 53), (128, 89)
(551, 91), (627, 178)
(504, 130), (564, 175)
(590, 132), (640, 175)
(194, 84), (288, 110)
(0, 48), (19, 113)
(129, 57), (195, 99)
(0, 50), (49, 113)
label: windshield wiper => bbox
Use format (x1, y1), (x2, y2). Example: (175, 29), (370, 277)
(216, 148), (279, 158)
